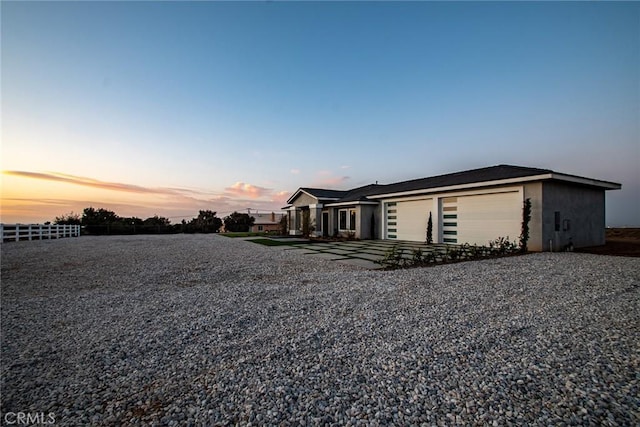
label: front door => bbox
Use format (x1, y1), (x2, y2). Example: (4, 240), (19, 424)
(322, 212), (329, 237)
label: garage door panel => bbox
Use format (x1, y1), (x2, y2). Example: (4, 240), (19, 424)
(387, 199), (431, 241)
(457, 192), (520, 245)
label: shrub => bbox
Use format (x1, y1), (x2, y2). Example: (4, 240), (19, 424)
(377, 245), (407, 269)
(488, 236), (519, 255)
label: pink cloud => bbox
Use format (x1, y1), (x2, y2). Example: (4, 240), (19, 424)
(224, 182), (271, 199)
(310, 170), (350, 187)
(271, 190), (291, 204)
(4, 170), (180, 195)
(314, 176), (350, 186)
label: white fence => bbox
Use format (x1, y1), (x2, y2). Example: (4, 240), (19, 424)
(1, 224), (81, 242)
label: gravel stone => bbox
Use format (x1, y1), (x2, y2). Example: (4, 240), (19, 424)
(1, 234), (638, 425)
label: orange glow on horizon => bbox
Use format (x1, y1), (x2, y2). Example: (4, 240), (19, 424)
(0, 170), (289, 224)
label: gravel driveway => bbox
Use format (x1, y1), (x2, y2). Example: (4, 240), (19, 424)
(1, 234), (638, 425)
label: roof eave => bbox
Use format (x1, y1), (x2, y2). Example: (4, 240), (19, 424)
(549, 173), (621, 190)
(325, 200), (380, 207)
(286, 188), (344, 205)
(368, 173), (621, 199)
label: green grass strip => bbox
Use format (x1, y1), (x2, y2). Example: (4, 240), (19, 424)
(221, 232), (272, 238)
(248, 238), (306, 246)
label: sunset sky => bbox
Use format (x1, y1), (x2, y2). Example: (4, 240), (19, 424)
(1, 2), (638, 225)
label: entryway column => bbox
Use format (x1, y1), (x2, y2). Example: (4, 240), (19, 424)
(288, 206), (302, 236)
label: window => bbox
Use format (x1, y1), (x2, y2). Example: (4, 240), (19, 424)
(258, 225), (263, 231)
(339, 209), (356, 231)
(554, 211), (560, 232)
(339, 210), (347, 230)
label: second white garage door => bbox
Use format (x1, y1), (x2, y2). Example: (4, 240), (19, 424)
(456, 191), (521, 245)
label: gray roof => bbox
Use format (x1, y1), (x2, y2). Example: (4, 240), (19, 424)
(287, 165), (620, 207)
(298, 188), (348, 200)
(369, 164), (552, 197)
(333, 164), (614, 203)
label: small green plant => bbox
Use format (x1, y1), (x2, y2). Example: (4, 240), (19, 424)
(424, 250), (437, 263)
(412, 248), (424, 264)
(488, 236), (519, 255)
(441, 245), (451, 262)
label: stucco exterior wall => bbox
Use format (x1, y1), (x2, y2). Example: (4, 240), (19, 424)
(290, 192), (318, 207)
(541, 182), (606, 250)
(523, 182), (544, 252)
(357, 205), (380, 240)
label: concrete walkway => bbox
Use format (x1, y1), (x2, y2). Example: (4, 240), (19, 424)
(267, 239), (452, 269)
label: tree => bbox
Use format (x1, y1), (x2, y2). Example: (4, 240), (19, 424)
(426, 211), (433, 244)
(143, 215), (171, 227)
(82, 207), (118, 226)
(279, 215), (288, 236)
(223, 212), (255, 232)
(193, 210), (222, 233)
(82, 207), (119, 234)
(54, 212), (81, 225)
(182, 210), (222, 233)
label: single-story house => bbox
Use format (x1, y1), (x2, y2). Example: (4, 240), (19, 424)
(283, 164), (621, 251)
(249, 212), (285, 233)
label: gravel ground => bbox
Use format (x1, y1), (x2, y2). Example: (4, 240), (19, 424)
(1, 234), (638, 426)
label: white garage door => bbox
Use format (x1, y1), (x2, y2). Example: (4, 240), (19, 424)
(386, 199), (431, 241)
(457, 191), (521, 245)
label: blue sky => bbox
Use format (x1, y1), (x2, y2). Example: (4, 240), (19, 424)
(1, 1), (638, 225)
